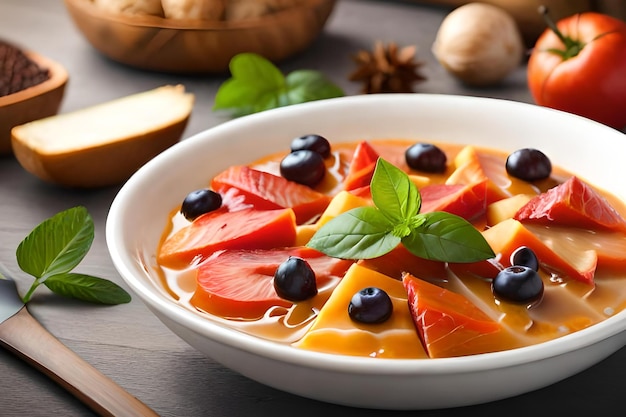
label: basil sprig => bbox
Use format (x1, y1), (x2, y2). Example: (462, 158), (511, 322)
(213, 53), (345, 117)
(9, 206), (131, 305)
(307, 158), (495, 263)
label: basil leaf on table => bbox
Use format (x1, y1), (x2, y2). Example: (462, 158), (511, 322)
(16, 205), (94, 279)
(45, 273), (131, 305)
(13, 206), (131, 305)
(307, 158), (495, 263)
(213, 53), (345, 117)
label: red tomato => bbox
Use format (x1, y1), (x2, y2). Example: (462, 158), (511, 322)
(527, 10), (626, 129)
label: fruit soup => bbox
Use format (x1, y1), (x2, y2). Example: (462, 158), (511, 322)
(154, 137), (626, 359)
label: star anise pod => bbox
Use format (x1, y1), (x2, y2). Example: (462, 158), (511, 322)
(349, 41), (426, 94)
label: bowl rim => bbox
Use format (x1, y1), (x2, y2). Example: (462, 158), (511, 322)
(64, 0), (337, 31)
(107, 93), (626, 376)
(0, 50), (68, 107)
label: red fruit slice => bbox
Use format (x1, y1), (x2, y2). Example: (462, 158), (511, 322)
(347, 185), (372, 199)
(419, 180), (488, 221)
(211, 165), (331, 224)
(514, 176), (626, 233)
(158, 208), (297, 268)
(343, 141), (380, 191)
(191, 247), (354, 319)
(358, 244), (447, 281)
(402, 273), (502, 358)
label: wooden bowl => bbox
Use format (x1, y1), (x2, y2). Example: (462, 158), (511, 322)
(63, 0), (336, 74)
(0, 51), (68, 155)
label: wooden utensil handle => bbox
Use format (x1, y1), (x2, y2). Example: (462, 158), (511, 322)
(0, 307), (159, 417)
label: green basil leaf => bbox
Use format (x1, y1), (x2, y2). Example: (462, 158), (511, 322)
(371, 158), (420, 223)
(213, 53), (286, 116)
(213, 53), (344, 117)
(307, 207), (400, 259)
(229, 52), (285, 84)
(44, 273), (131, 305)
(285, 70), (344, 104)
(402, 211), (495, 263)
(16, 206), (94, 279)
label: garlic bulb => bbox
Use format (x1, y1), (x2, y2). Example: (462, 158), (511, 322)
(432, 2), (524, 87)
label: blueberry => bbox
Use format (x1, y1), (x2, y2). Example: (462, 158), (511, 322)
(180, 189), (222, 221)
(280, 149), (326, 187)
(510, 246), (539, 272)
(405, 143), (447, 173)
(505, 148), (552, 182)
(273, 257), (318, 301)
(492, 265), (544, 304)
(290, 134), (331, 158)
(348, 287), (393, 324)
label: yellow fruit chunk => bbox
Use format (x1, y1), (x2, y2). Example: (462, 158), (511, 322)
(486, 194), (534, 226)
(295, 224), (317, 247)
(295, 263), (427, 358)
(295, 191), (371, 246)
(448, 145), (537, 203)
(409, 174), (430, 189)
(11, 85), (194, 188)
(483, 219), (597, 285)
(525, 224), (626, 271)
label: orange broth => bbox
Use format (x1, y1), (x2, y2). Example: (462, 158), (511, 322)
(154, 139), (626, 358)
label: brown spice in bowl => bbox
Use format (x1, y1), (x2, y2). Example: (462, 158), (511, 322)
(0, 40), (50, 97)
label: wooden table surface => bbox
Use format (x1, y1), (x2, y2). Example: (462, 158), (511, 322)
(1, 1), (624, 416)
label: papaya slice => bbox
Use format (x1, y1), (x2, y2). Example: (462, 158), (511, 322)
(515, 176), (626, 234)
(524, 224), (626, 272)
(342, 141), (380, 191)
(295, 190), (373, 246)
(448, 145), (537, 204)
(486, 194), (534, 226)
(211, 165), (331, 224)
(191, 247), (352, 320)
(402, 273), (503, 358)
(158, 208), (297, 268)
(358, 243), (447, 282)
(482, 218), (597, 285)
(420, 180), (488, 221)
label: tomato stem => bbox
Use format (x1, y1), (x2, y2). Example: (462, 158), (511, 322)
(538, 5), (584, 59)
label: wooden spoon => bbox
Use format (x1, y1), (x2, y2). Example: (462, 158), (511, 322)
(0, 277), (159, 417)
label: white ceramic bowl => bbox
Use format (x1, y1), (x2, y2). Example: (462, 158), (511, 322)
(106, 94), (626, 410)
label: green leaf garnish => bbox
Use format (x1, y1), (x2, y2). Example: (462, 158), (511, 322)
(308, 206), (401, 259)
(213, 53), (344, 117)
(307, 158), (495, 263)
(404, 211), (495, 262)
(14, 206), (131, 305)
(44, 273), (131, 305)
